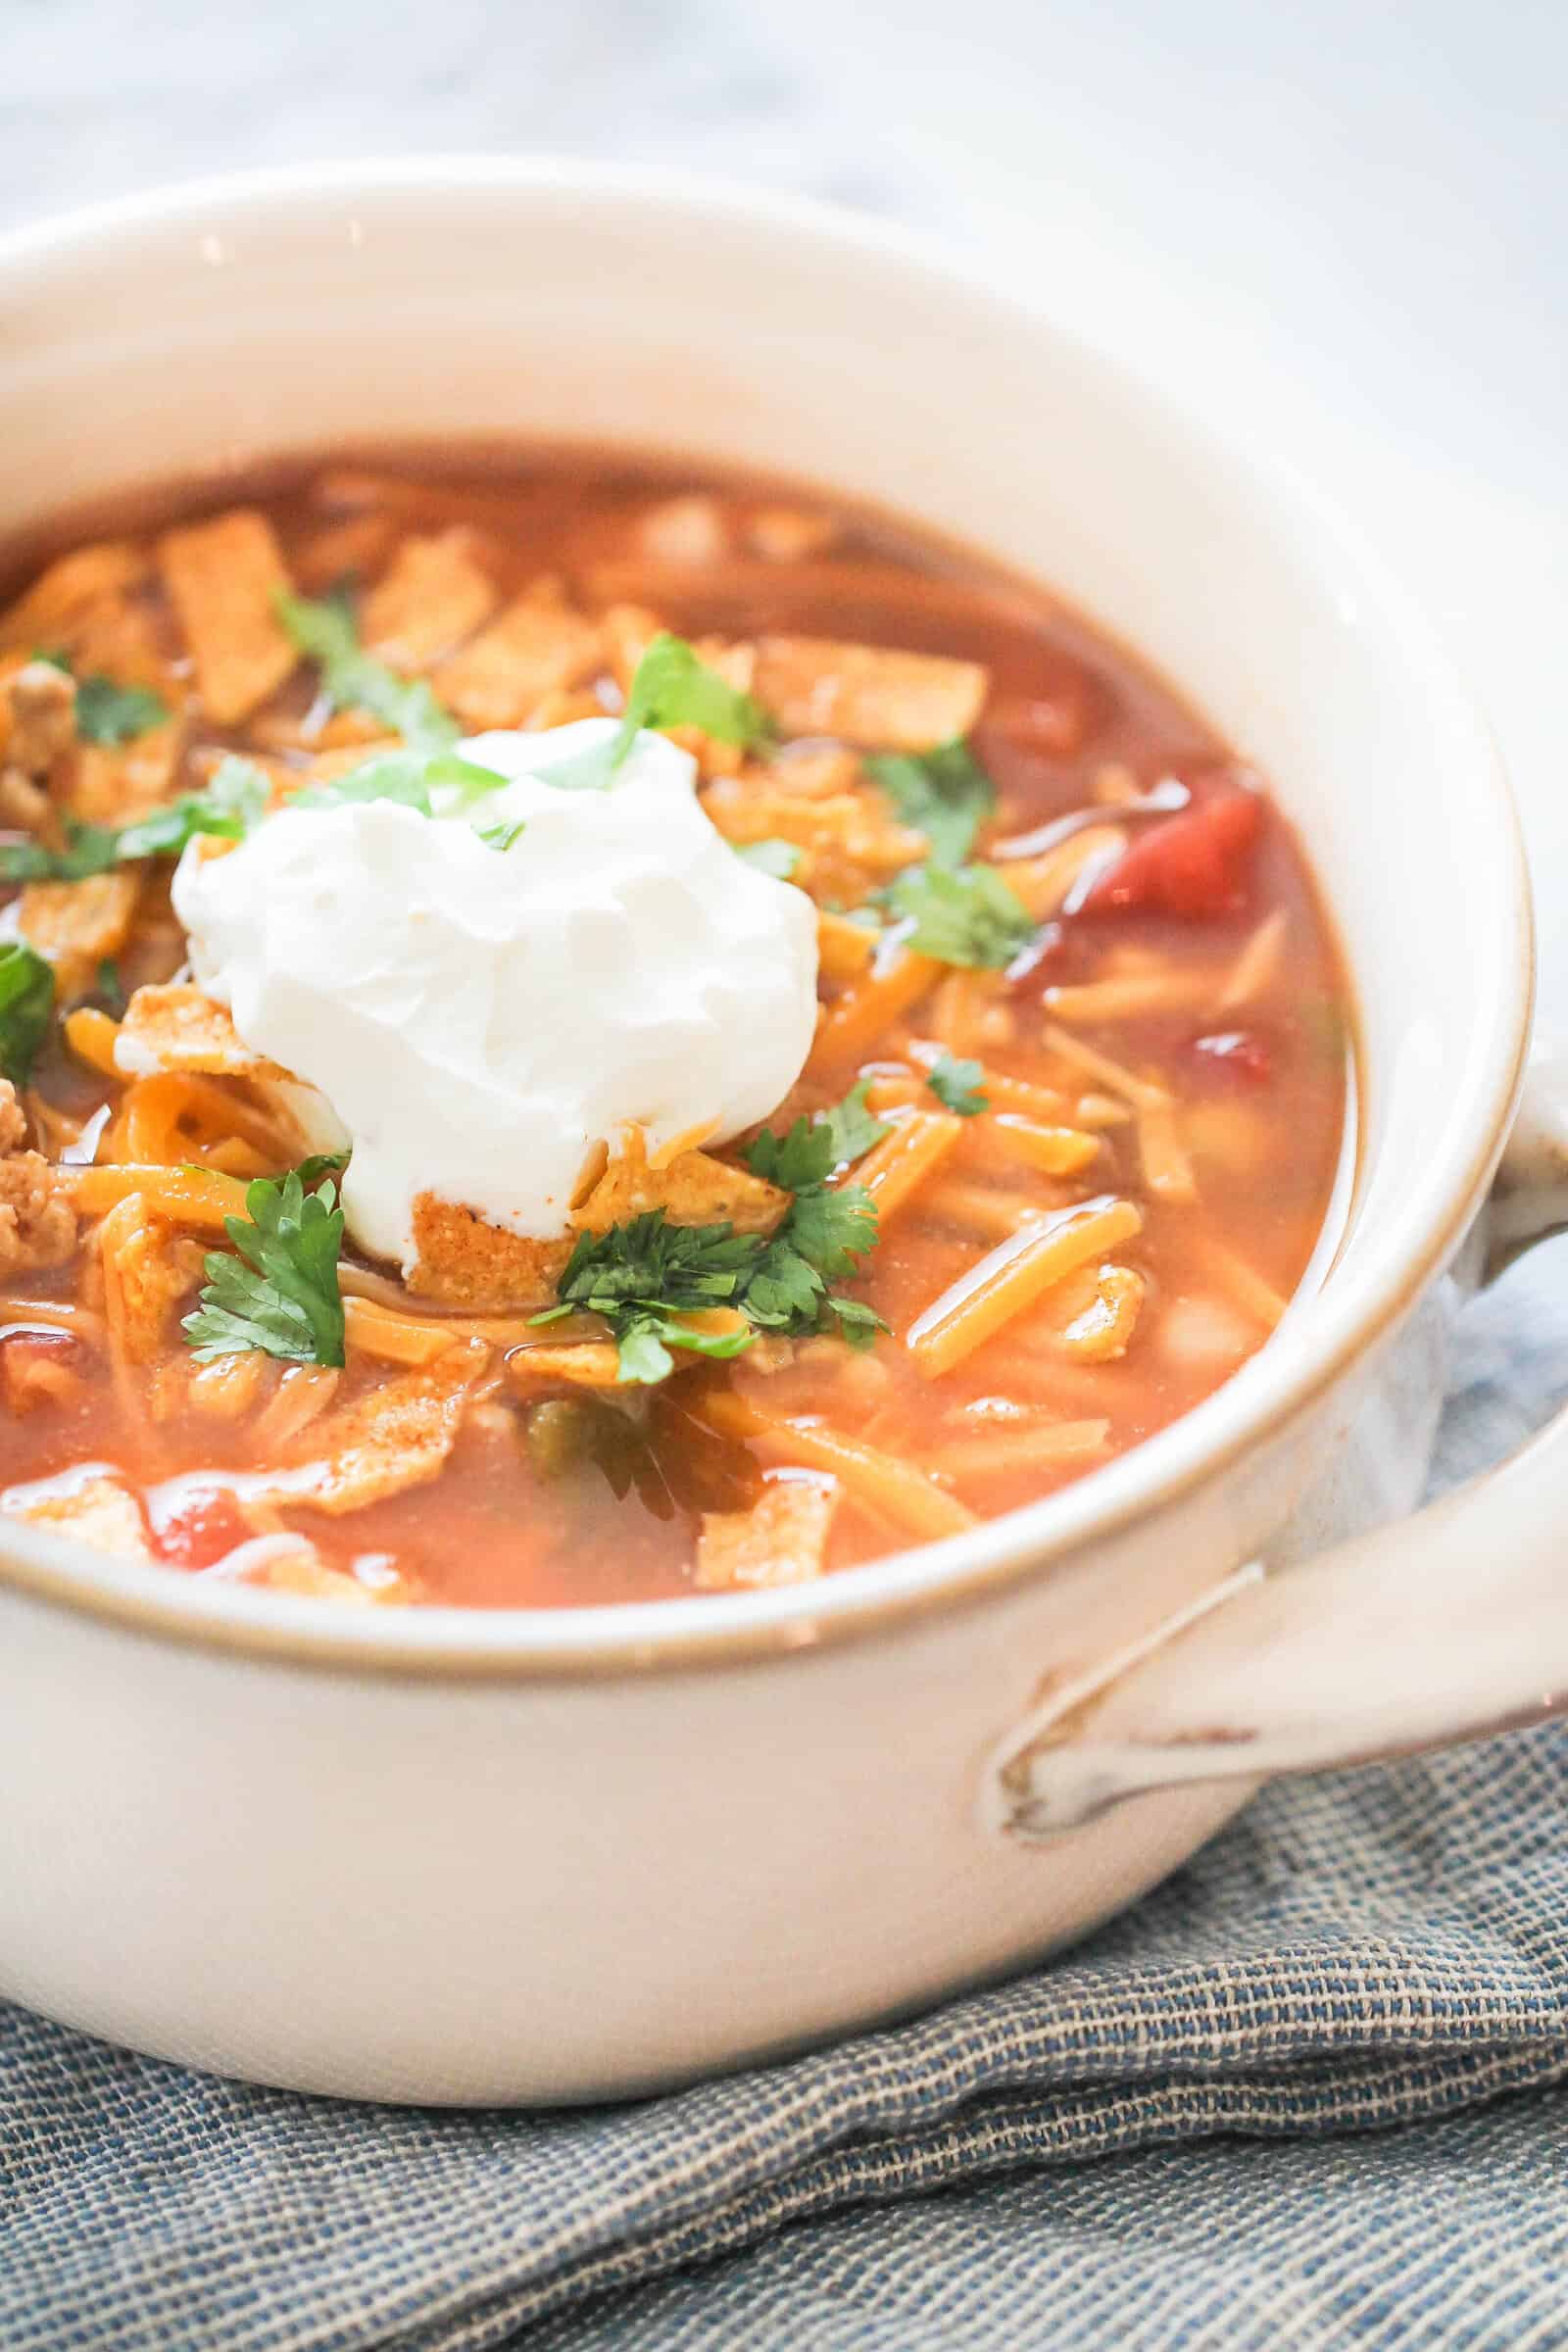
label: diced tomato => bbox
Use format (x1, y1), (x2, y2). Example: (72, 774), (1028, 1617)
(1077, 788), (1262, 921)
(153, 1485), (254, 1571)
(1194, 1029), (1273, 1085)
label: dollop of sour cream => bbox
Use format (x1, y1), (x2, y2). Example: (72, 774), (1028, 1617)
(172, 719), (819, 1267)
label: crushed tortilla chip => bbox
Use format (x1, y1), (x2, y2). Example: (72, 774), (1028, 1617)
(101, 1213), (207, 1363)
(19, 869), (142, 1002)
(68, 593), (173, 696)
(0, 541), (148, 651)
(115, 986), (288, 1083)
(407, 1195), (571, 1312)
(2, 1470), (154, 1562)
(291, 512), (401, 596)
(435, 592), (604, 729)
(572, 1130), (787, 1238)
(752, 635), (988, 750)
(273, 1342), (490, 1516)
(703, 775), (925, 902)
(67, 722), (184, 826)
(157, 509), (297, 724)
(695, 1475), (839, 1590)
(258, 1548), (412, 1605)
(360, 529), (498, 673)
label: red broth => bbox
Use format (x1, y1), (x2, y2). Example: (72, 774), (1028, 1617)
(0, 456), (1350, 1607)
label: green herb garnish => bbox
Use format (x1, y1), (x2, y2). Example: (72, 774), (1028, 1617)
(865, 737), (997, 867)
(612, 632), (773, 772)
(733, 837), (802, 880)
(0, 757), (270, 883)
(884, 860), (1035, 969)
(538, 1078), (889, 1384)
(816, 1076), (891, 1167)
(0, 823), (122, 885)
(95, 957), (126, 1017)
(28, 651), (168, 746)
(291, 747), (505, 819)
(546, 1214), (763, 1386)
(274, 589), (460, 755)
(925, 1051), (988, 1115)
(0, 942), (55, 1087)
(74, 674), (170, 747)
(116, 757), (270, 859)
(183, 1169), (347, 1367)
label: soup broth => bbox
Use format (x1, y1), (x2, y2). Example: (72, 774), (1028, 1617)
(0, 456), (1350, 1606)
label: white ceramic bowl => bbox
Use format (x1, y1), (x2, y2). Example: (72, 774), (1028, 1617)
(2, 160), (1564, 2104)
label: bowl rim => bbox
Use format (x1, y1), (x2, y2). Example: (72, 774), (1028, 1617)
(0, 154), (1534, 1678)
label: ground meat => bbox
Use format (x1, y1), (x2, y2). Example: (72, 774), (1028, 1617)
(5, 660), (76, 777)
(0, 1078), (76, 1274)
(0, 1081), (25, 1157)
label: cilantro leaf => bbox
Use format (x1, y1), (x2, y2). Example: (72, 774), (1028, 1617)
(818, 1076), (891, 1167)
(0, 941), (55, 1086)
(0, 757), (269, 883)
(183, 1170), (346, 1366)
(925, 1050), (988, 1115)
(539, 1107), (887, 1384)
(294, 1150), (351, 1187)
(291, 747), (507, 821)
(773, 1182), (878, 1281)
(274, 589), (460, 755)
(117, 756), (270, 859)
(74, 674), (169, 746)
(884, 860), (1035, 969)
(744, 1112), (835, 1194)
(745, 1077), (890, 1191)
(612, 632), (773, 772)
(95, 956), (126, 1018)
(548, 1212), (763, 1385)
(865, 737), (997, 867)
(477, 817), (525, 852)
(0, 822), (122, 884)
(733, 837), (802, 880)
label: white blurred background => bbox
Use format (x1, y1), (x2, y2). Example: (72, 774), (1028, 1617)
(6, 0), (1565, 999)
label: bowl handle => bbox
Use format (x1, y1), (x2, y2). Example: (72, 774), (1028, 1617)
(990, 1049), (1568, 1838)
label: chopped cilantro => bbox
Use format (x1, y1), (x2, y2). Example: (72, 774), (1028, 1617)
(294, 1150), (351, 1187)
(865, 737), (997, 867)
(0, 822), (121, 884)
(477, 817), (525, 852)
(817, 1076), (891, 1166)
(27, 652), (168, 745)
(884, 860), (1035, 969)
(74, 674), (169, 746)
(274, 588), (460, 754)
(548, 1213), (762, 1385)
(94, 956), (126, 1017)
(733, 837), (802, 880)
(612, 632), (773, 772)
(117, 757), (270, 859)
(925, 1051), (988, 1115)
(292, 747), (507, 822)
(183, 1168), (346, 1367)
(0, 941), (55, 1086)
(539, 1077), (889, 1383)
(0, 757), (268, 883)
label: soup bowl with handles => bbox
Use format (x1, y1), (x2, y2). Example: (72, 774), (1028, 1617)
(2, 159), (1566, 2105)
